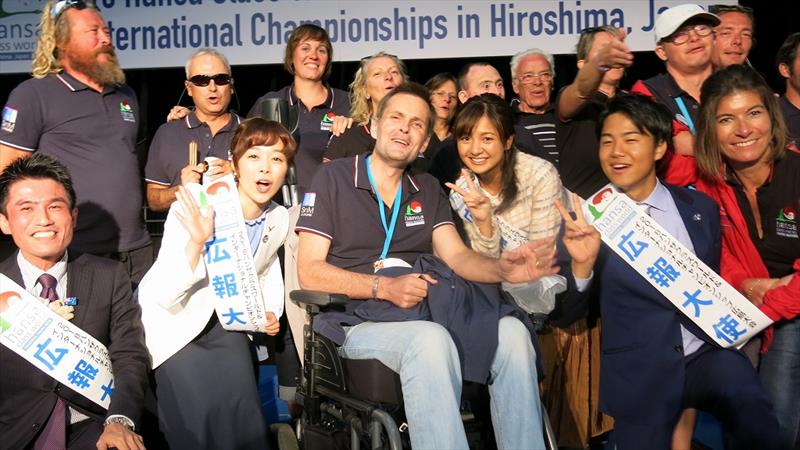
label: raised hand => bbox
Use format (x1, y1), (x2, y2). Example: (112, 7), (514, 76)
(174, 186), (215, 247)
(555, 193), (600, 278)
(446, 169), (493, 226)
(499, 238), (559, 284)
(594, 27), (633, 71)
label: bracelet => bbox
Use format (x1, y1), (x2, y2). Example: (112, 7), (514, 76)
(746, 280), (760, 299)
(371, 275), (380, 299)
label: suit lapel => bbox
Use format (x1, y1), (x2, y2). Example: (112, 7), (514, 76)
(66, 254), (94, 328)
(667, 185), (711, 264)
(0, 253), (24, 287)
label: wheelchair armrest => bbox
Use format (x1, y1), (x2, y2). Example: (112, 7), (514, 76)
(290, 290), (350, 308)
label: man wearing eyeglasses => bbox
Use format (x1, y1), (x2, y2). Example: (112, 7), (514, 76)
(510, 48), (560, 166)
(144, 48), (238, 212)
(631, 4), (720, 165)
(0, 0), (153, 285)
(709, 4), (754, 69)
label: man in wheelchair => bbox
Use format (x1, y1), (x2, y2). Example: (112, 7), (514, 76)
(295, 83), (557, 449)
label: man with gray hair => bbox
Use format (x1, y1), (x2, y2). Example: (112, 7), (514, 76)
(510, 48), (559, 165)
(144, 48), (238, 211)
(0, 0), (152, 284)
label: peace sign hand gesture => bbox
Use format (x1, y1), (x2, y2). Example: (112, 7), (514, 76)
(446, 169), (493, 225)
(555, 193), (601, 278)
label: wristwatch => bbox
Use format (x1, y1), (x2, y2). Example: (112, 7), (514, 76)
(104, 415), (135, 431)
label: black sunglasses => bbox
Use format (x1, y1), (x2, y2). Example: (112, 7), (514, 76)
(50, 0), (90, 21)
(188, 73), (232, 87)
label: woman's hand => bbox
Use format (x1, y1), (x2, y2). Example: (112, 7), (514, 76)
(264, 312), (280, 336)
(174, 186), (215, 247)
(167, 106), (191, 122)
(742, 277), (782, 306)
(330, 115), (353, 137)
(555, 194), (600, 278)
(446, 169), (493, 227)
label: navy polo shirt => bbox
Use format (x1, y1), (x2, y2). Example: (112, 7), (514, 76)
(554, 88), (611, 199)
(637, 72), (700, 132)
(296, 153), (454, 276)
(728, 150), (800, 278)
(0, 73), (150, 254)
(145, 111), (242, 186)
(779, 96), (800, 148)
(248, 85), (350, 196)
(324, 123), (375, 161)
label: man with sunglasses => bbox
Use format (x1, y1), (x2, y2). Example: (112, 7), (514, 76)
(144, 48), (238, 212)
(0, 0), (153, 284)
(709, 4), (754, 69)
(631, 4), (720, 166)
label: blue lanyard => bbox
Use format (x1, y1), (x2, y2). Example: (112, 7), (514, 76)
(365, 155), (403, 260)
(674, 97), (695, 135)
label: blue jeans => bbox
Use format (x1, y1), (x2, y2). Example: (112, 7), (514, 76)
(339, 316), (545, 450)
(760, 317), (800, 448)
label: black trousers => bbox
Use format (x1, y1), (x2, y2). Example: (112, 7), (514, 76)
(613, 347), (781, 450)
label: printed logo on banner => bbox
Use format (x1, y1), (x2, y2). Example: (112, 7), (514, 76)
(320, 112), (335, 131)
(0, 291), (21, 333)
(300, 192), (316, 216)
(119, 101), (135, 122)
(588, 188), (614, 220)
(775, 206), (798, 238)
(404, 200), (425, 227)
(1, 107), (18, 133)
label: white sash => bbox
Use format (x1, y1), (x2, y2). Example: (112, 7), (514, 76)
(449, 176), (567, 314)
(188, 174), (269, 332)
(583, 185), (773, 348)
(0, 275), (114, 408)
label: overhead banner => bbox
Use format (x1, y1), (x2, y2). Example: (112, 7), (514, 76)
(1, 0), (736, 74)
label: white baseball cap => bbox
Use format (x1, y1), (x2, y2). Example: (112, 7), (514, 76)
(655, 4), (720, 42)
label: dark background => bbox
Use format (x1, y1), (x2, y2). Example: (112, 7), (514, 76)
(0, 0), (793, 165)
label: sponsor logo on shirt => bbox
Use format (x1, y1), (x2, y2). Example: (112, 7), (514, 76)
(300, 192), (316, 216)
(119, 101), (135, 123)
(320, 112), (335, 132)
(1, 106), (18, 133)
(404, 200), (425, 227)
(775, 206), (798, 238)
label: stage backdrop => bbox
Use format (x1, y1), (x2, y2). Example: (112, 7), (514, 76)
(1, 0), (735, 74)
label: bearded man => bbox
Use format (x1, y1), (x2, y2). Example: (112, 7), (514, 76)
(0, 0), (152, 284)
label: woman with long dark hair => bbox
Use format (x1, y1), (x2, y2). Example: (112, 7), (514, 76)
(692, 64), (800, 448)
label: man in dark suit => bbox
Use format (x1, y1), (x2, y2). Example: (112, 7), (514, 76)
(556, 94), (780, 449)
(0, 154), (148, 450)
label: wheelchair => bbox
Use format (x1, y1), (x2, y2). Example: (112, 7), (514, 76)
(289, 290), (558, 450)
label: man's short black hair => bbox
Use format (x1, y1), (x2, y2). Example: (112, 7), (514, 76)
(597, 94), (674, 146)
(776, 32), (800, 74)
(0, 153), (77, 215)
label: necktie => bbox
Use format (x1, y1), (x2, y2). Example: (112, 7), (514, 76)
(33, 273), (67, 450)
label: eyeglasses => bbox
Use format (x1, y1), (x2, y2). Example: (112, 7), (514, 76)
(431, 91), (456, 101)
(188, 73), (233, 87)
(50, 0), (89, 20)
(664, 24), (713, 45)
(518, 72), (553, 84)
